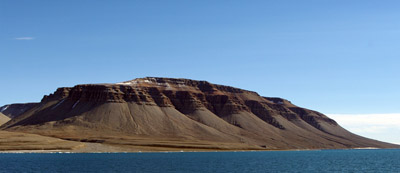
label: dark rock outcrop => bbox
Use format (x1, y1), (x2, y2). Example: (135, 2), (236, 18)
(0, 103), (38, 119)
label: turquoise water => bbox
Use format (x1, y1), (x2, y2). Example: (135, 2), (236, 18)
(0, 149), (399, 173)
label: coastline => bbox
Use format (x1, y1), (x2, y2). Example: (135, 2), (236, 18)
(0, 130), (396, 153)
(0, 147), (391, 154)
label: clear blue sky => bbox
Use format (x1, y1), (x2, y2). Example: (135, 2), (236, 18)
(1, 0), (400, 114)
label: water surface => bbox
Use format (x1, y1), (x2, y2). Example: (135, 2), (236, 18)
(1, 149), (399, 172)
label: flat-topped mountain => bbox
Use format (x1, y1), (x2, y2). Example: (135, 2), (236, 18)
(1, 77), (397, 151)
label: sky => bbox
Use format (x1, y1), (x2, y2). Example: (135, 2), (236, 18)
(1, 1), (400, 144)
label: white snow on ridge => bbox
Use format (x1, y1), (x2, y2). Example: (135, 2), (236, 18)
(117, 81), (138, 85)
(115, 79), (186, 89)
(270, 100), (284, 104)
(1, 105), (9, 112)
(177, 84), (187, 88)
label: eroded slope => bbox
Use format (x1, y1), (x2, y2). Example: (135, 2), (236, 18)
(1, 77), (397, 150)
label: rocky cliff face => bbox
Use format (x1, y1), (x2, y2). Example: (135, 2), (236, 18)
(1, 77), (397, 150)
(37, 77), (335, 128)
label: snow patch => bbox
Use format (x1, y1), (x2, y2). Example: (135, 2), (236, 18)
(1, 105), (9, 112)
(51, 99), (65, 110)
(117, 81), (138, 85)
(270, 100), (283, 104)
(72, 100), (80, 109)
(154, 82), (173, 89)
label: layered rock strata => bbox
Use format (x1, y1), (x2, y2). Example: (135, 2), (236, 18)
(1, 77), (397, 150)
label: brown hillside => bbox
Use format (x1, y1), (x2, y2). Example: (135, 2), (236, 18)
(1, 77), (398, 151)
(0, 113), (10, 126)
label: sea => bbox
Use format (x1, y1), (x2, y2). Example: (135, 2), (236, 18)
(0, 149), (399, 173)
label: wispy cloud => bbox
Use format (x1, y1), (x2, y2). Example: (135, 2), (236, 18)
(327, 113), (400, 144)
(14, 37), (35, 40)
